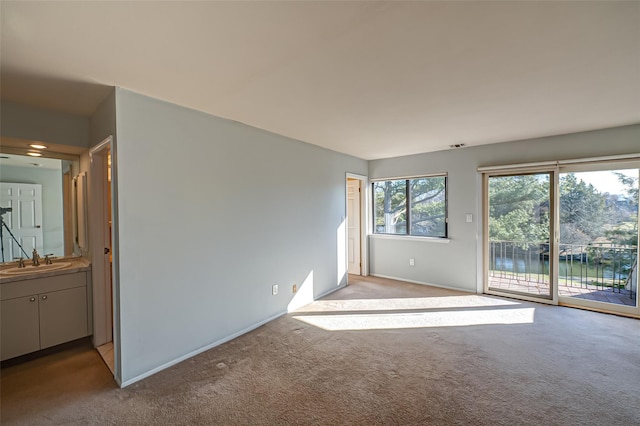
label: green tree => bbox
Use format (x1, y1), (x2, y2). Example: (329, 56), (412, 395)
(559, 173), (608, 244)
(409, 177), (446, 236)
(488, 174), (549, 244)
(605, 172), (639, 246)
(374, 177), (446, 235)
(374, 180), (406, 234)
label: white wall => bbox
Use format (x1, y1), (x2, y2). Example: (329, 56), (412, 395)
(113, 88), (367, 385)
(368, 124), (640, 292)
(0, 101), (95, 258)
(0, 165), (65, 257)
(0, 101), (89, 148)
(89, 91), (117, 149)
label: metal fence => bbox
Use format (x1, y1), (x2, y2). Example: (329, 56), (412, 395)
(489, 240), (638, 293)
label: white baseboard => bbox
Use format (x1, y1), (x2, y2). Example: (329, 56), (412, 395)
(369, 273), (475, 294)
(317, 284), (346, 299)
(118, 283), (353, 388)
(119, 310), (287, 388)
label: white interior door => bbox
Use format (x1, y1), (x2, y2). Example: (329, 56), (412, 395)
(90, 144), (113, 346)
(0, 182), (43, 261)
(347, 179), (361, 275)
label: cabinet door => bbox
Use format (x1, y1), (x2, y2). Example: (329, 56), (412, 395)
(1, 295), (40, 361)
(39, 287), (88, 349)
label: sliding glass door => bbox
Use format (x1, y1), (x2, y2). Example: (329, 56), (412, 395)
(484, 161), (639, 316)
(486, 172), (554, 300)
(557, 165), (638, 312)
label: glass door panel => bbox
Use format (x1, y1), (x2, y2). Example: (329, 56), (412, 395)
(558, 168), (638, 309)
(487, 173), (553, 299)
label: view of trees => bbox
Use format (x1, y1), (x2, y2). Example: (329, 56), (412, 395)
(488, 169), (638, 292)
(488, 174), (550, 245)
(375, 170), (639, 245)
(488, 171), (639, 247)
(606, 172), (640, 247)
(373, 176), (446, 237)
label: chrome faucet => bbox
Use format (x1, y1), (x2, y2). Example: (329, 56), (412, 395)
(32, 249), (40, 266)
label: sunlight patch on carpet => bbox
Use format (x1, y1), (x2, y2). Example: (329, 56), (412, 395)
(293, 307), (535, 331)
(294, 295), (521, 313)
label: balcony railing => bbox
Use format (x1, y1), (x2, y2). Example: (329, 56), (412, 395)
(489, 240), (638, 297)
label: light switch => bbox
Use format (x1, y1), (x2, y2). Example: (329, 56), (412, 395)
(466, 214), (473, 223)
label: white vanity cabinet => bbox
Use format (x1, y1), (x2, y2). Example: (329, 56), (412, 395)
(1, 271), (90, 361)
(1, 295), (41, 360)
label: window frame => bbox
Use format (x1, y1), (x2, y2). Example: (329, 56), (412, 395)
(372, 174), (448, 238)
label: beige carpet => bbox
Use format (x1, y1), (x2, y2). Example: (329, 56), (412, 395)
(2, 275), (639, 425)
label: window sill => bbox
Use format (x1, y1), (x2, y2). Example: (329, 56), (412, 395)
(369, 234), (451, 244)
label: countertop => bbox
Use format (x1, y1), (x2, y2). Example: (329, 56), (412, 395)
(0, 257), (91, 284)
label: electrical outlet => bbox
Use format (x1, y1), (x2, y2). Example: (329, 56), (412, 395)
(272, 284), (278, 295)
(409, 258), (415, 266)
(292, 284), (297, 293)
(466, 213), (473, 223)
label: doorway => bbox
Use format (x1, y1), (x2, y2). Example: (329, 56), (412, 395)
(483, 160), (639, 317)
(346, 174), (367, 279)
(89, 137), (116, 376)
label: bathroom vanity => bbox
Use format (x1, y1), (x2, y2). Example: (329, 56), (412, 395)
(0, 258), (92, 361)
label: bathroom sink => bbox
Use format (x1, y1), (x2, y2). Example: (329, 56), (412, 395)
(0, 262), (72, 275)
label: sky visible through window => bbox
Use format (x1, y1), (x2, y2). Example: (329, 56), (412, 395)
(576, 169), (638, 195)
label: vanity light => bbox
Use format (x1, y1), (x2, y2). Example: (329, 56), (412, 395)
(27, 152), (42, 157)
(29, 143), (48, 150)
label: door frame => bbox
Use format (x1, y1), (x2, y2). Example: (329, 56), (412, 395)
(345, 173), (368, 282)
(89, 135), (121, 383)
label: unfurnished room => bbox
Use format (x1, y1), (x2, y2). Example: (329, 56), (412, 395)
(0, 1), (639, 425)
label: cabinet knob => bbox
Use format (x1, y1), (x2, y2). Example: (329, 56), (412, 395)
(41, 295), (47, 300)
(29, 297), (36, 302)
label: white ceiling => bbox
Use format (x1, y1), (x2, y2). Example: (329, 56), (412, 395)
(1, 1), (639, 160)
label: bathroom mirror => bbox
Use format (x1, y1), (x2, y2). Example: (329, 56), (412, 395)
(0, 138), (83, 263)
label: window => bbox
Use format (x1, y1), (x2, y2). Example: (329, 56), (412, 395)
(373, 175), (447, 238)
